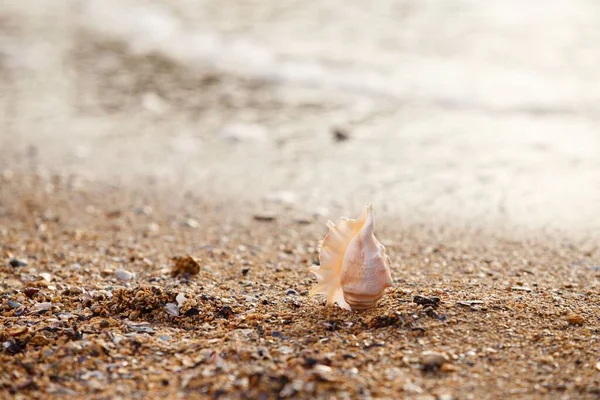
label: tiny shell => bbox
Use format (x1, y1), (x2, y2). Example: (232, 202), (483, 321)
(165, 303), (180, 316)
(34, 302), (53, 311)
(309, 204), (393, 310)
(176, 293), (187, 307)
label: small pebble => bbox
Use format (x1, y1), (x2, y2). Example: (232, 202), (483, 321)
(142, 92), (167, 114)
(40, 272), (52, 282)
(420, 351), (449, 371)
(311, 364), (334, 381)
(105, 209), (122, 219)
(24, 287), (39, 298)
(413, 295), (440, 307)
(9, 258), (28, 267)
(332, 126), (350, 142)
(171, 256), (200, 277)
(294, 216), (312, 225)
(456, 300), (484, 307)
(147, 223), (160, 234)
(313, 364), (332, 374)
(165, 303), (180, 317)
(115, 269), (134, 281)
(567, 314), (585, 325)
(34, 302), (52, 311)
(241, 267), (250, 276)
(8, 326), (28, 336)
(128, 322), (155, 333)
(184, 307), (200, 317)
(304, 357), (318, 368)
(134, 205), (153, 215)
(440, 363), (459, 372)
(595, 361), (600, 371)
(285, 289), (298, 296)
(279, 380), (301, 397)
(217, 305), (234, 319)
(183, 218), (200, 228)
(511, 286), (532, 292)
(7, 300), (21, 309)
(176, 293), (187, 307)
(63, 286), (83, 295)
(253, 212), (276, 222)
(404, 382), (424, 394)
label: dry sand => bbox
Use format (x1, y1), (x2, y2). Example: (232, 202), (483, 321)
(2, 1), (600, 399)
(1, 172), (599, 399)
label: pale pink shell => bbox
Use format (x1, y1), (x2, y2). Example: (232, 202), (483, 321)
(309, 204), (393, 310)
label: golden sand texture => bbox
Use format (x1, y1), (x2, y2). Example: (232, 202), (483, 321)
(1, 172), (599, 399)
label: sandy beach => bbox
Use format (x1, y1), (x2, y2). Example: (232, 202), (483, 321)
(1, 172), (599, 399)
(1, 1), (600, 398)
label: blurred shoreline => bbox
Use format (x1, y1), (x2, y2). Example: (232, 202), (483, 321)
(2, 0), (600, 234)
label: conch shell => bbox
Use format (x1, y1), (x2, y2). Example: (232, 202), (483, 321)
(309, 204), (393, 310)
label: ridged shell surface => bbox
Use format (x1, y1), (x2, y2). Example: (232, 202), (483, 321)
(309, 204), (393, 310)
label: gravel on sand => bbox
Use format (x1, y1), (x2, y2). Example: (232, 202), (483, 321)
(1, 172), (599, 399)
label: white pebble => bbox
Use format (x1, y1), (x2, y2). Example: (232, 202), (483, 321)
(183, 218), (199, 228)
(39, 272), (52, 282)
(115, 268), (134, 281)
(34, 302), (52, 311)
(176, 293), (187, 307)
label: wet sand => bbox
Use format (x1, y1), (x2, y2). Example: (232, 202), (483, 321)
(3, 0), (600, 233)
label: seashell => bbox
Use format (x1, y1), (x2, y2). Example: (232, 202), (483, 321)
(309, 204), (393, 310)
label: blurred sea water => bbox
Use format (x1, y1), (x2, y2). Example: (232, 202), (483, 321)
(1, 0), (600, 233)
